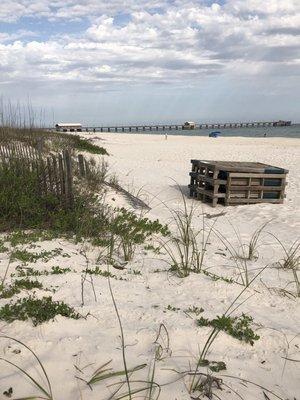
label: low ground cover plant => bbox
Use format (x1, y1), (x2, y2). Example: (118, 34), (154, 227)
(0, 279), (43, 299)
(11, 248), (68, 264)
(197, 313), (260, 345)
(13, 265), (72, 277)
(0, 239), (8, 253)
(202, 269), (234, 284)
(184, 306), (204, 316)
(0, 296), (81, 325)
(83, 266), (121, 280)
(70, 135), (108, 155)
(6, 230), (57, 246)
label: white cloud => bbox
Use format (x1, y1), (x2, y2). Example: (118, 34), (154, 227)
(0, 30), (37, 43)
(0, 0), (299, 91)
(0, 0), (171, 22)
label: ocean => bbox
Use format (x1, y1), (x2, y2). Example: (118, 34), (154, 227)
(121, 124), (300, 138)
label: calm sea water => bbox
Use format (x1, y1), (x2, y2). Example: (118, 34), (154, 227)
(125, 124), (300, 138)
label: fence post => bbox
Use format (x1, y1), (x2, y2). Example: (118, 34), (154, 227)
(78, 154), (85, 177)
(51, 154), (60, 197)
(58, 153), (65, 203)
(63, 149), (74, 208)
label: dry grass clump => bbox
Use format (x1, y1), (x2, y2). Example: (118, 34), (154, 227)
(269, 235), (300, 297)
(212, 220), (271, 287)
(160, 193), (215, 277)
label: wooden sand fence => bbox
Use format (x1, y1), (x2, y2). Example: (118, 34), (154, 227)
(0, 140), (150, 211)
(0, 141), (90, 209)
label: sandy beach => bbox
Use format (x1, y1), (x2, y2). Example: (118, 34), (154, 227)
(0, 133), (299, 399)
(88, 133), (300, 225)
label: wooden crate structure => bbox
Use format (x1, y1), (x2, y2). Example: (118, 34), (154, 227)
(189, 160), (288, 207)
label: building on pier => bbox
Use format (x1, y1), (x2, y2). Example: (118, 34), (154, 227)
(182, 121), (196, 130)
(55, 123), (82, 132)
(273, 120), (291, 127)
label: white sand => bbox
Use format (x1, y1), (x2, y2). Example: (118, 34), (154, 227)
(0, 133), (299, 399)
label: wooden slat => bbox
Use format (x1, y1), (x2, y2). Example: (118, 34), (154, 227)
(229, 172), (287, 179)
(229, 185), (285, 190)
(226, 198), (284, 204)
(189, 172), (227, 185)
(195, 187), (226, 198)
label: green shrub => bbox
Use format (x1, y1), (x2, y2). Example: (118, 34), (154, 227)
(71, 135), (108, 155)
(0, 296), (81, 325)
(0, 127), (108, 156)
(0, 162), (109, 237)
(0, 165), (58, 231)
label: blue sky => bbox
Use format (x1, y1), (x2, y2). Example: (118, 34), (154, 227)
(0, 0), (299, 125)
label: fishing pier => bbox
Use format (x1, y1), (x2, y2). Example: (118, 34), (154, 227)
(53, 120), (291, 133)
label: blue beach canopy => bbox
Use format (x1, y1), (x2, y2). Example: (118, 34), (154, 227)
(209, 131), (221, 137)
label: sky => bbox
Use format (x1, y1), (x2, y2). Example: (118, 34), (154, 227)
(0, 0), (299, 125)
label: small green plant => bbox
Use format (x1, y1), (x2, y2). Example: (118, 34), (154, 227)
(109, 208), (169, 261)
(13, 266), (44, 277)
(50, 266), (72, 274)
(0, 239), (8, 253)
(202, 269), (234, 284)
(13, 265), (72, 277)
(84, 266), (123, 280)
(197, 313), (260, 345)
(144, 244), (162, 254)
(185, 306), (204, 316)
(194, 358), (226, 373)
(2, 387), (13, 397)
(11, 248), (68, 264)
(0, 279), (43, 299)
(208, 361), (226, 372)
(0, 296), (81, 325)
(190, 266), (269, 396)
(127, 269), (142, 275)
(166, 305), (180, 312)
(6, 230), (57, 247)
